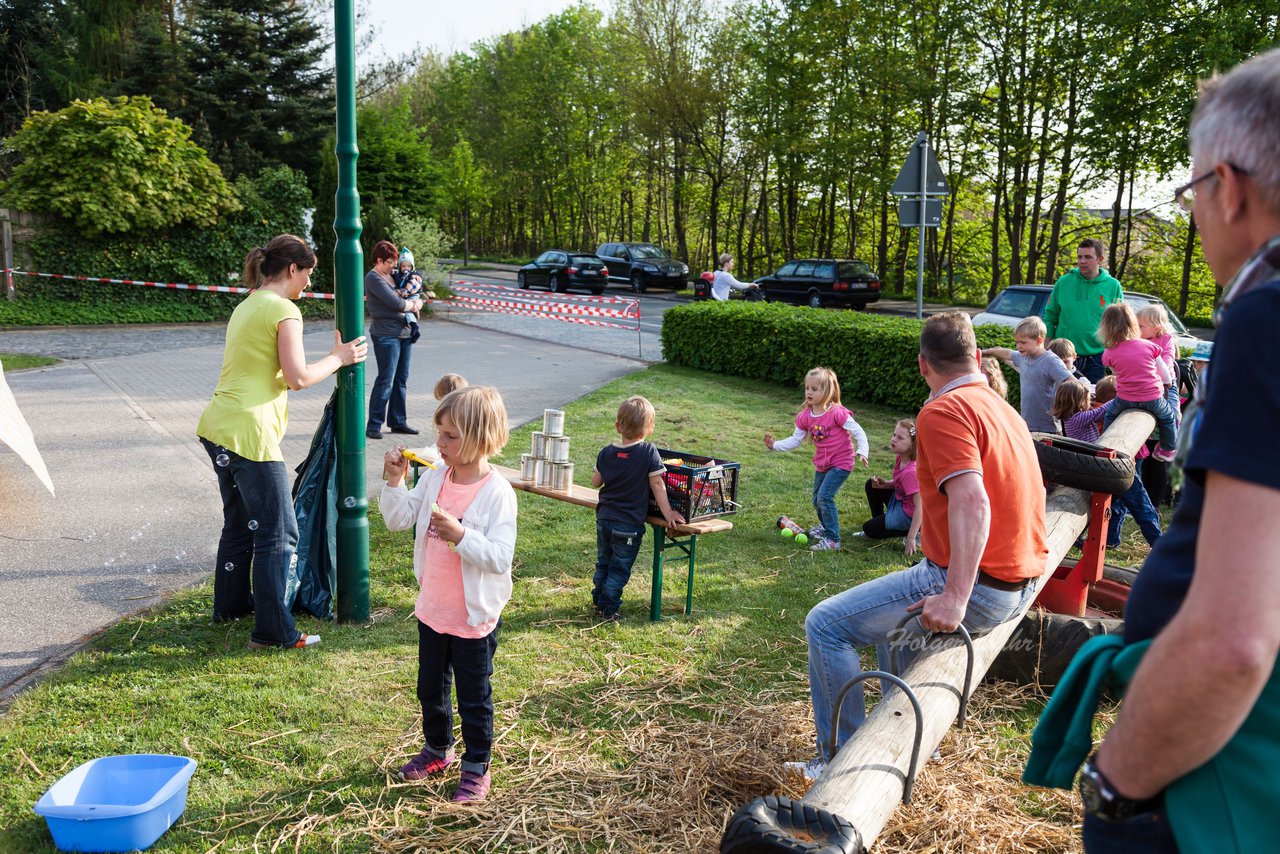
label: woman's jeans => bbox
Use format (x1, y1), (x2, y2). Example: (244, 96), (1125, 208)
(1105, 396), (1177, 450)
(805, 558), (1035, 761)
(812, 467), (851, 541)
(367, 334), (413, 431)
(418, 619), (499, 774)
(593, 520), (645, 615)
(200, 438), (301, 647)
(863, 480), (911, 538)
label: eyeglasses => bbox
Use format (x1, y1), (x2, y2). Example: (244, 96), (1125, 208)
(1174, 163), (1250, 212)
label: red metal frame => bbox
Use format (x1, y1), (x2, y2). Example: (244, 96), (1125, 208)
(1036, 492), (1112, 617)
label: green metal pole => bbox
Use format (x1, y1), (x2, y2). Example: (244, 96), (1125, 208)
(333, 0), (369, 623)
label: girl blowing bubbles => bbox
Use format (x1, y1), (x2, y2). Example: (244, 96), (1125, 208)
(765, 367), (869, 551)
(861, 419), (922, 556)
(381, 386), (517, 803)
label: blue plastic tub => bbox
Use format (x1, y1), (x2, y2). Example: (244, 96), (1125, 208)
(33, 754), (197, 852)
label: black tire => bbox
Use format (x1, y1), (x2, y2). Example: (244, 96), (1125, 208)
(1031, 432), (1135, 495)
(590, 286), (604, 296)
(551, 273), (566, 294)
(988, 608), (1124, 689)
(807, 291), (823, 309)
(631, 272), (647, 294)
(721, 796), (862, 854)
(518, 271), (528, 289)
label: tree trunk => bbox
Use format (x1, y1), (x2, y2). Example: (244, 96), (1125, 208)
(1179, 215), (1197, 315)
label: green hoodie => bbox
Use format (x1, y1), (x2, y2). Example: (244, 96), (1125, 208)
(1043, 268), (1124, 355)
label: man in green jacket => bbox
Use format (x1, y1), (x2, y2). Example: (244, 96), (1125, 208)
(1043, 238), (1123, 382)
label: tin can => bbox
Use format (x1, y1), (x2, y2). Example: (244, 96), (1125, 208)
(535, 458), (554, 488)
(543, 409), (565, 437)
(548, 435), (570, 463)
(520, 453), (536, 481)
(530, 431), (546, 458)
(551, 462), (574, 492)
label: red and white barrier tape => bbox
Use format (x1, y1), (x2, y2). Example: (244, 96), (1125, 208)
(3, 268), (336, 300)
(450, 287), (639, 321)
(447, 293), (641, 331)
(452, 279), (635, 306)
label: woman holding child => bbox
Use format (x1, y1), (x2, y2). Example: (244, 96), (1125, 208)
(365, 239), (426, 440)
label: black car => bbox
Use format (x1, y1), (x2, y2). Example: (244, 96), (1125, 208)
(595, 242), (689, 292)
(755, 258), (881, 309)
(518, 250), (609, 295)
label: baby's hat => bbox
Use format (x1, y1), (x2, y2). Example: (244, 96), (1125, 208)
(398, 247), (415, 267)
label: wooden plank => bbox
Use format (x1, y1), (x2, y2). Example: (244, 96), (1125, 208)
(801, 409), (1155, 845)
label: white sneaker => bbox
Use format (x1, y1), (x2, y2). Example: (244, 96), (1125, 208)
(784, 756), (827, 782)
(850, 531), (865, 538)
(809, 537), (842, 551)
(806, 525), (826, 540)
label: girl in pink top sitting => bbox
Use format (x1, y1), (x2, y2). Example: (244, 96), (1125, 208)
(860, 419), (922, 556)
(1099, 302), (1178, 461)
(380, 386), (518, 803)
(1136, 303), (1181, 426)
(764, 366), (869, 551)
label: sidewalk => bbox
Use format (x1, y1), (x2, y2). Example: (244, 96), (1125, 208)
(0, 319), (645, 699)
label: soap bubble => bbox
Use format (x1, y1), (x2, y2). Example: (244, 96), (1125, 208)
(215, 453), (230, 467)
(343, 496), (356, 508)
(247, 520), (258, 531)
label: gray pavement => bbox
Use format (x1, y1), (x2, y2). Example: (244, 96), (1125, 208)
(0, 319), (644, 699)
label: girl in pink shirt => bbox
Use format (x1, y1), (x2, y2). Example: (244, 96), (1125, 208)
(380, 386), (518, 803)
(1136, 303), (1182, 426)
(1099, 302), (1178, 461)
(764, 366), (869, 551)
(860, 419), (922, 556)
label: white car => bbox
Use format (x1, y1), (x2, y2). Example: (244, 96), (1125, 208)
(970, 284), (1213, 361)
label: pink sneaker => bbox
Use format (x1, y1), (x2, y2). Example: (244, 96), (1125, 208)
(1152, 445), (1176, 462)
(398, 746), (455, 781)
(451, 769), (491, 802)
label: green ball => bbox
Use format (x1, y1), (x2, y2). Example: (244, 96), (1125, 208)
(781, 527), (795, 538)
(796, 533), (809, 545)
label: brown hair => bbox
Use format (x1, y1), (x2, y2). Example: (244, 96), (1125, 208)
(981, 356), (1008, 399)
(1098, 302), (1140, 349)
(1078, 238), (1106, 262)
(1047, 337), (1077, 362)
(434, 386), (509, 463)
(372, 240), (399, 263)
(1095, 375), (1117, 404)
(616, 395), (656, 440)
(242, 234), (316, 288)
(894, 418), (918, 461)
(1050, 380), (1092, 421)
(804, 367), (842, 408)
(433, 373), (468, 400)
(920, 311), (979, 372)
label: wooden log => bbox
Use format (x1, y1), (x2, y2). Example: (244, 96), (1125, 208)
(800, 409), (1156, 847)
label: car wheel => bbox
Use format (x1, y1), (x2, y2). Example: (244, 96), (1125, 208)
(518, 271), (528, 289)
(552, 273), (566, 293)
(807, 291), (822, 309)
(590, 286), (604, 296)
(854, 301), (868, 312)
(631, 272), (647, 294)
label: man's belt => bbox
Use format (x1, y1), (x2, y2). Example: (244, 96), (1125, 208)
(976, 569), (1031, 591)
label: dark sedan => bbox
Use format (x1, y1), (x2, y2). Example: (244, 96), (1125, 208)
(518, 250), (609, 295)
(595, 242), (689, 292)
(756, 258), (881, 309)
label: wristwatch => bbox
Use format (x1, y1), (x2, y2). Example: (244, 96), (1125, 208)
(1078, 753), (1163, 821)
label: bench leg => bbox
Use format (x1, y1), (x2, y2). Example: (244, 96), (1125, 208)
(650, 525), (666, 622)
(684, 535), (697, 615)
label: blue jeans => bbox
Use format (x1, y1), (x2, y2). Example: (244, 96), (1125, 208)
(593, 520), (645, 615)
(1083, 807), (1178, 853)
(200, 438), (301, 647)
(367, 334), (413, 431)
(1105, 396), (1177, 451)
(1077, 354), (1106, 384)
(417, 619), (499, 773)
(805, 558), (1035, 760)
(812, 467), (851, 542)
(1108, 460), (1162, 547)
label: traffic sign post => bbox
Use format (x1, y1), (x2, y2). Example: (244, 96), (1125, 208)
(892, 132), (950, 320)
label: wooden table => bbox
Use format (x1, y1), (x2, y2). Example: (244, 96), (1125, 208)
(491, 465), (733, 621)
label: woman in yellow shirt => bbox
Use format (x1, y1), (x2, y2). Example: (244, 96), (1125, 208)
(197, 234), (367, 649)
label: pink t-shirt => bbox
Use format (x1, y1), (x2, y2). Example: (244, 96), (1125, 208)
(1102, 338), (1165, 402)
(892, 456), (919, 517)
(1150, 332), (1176, 378)
(796, 404), (855, 472)
(415, 471), (495, 639)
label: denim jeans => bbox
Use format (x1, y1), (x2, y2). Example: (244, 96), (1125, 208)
(1082, 807), (1178, 853)
(805, 558), (1035, 760)
(593, 520), (645, 615)
(1105, 395), (1177, 451)
(367, 334), (413, 431)
(417, 619), (499, 774)
(812, 467), (851, 542)
(1108, 460), (1162, 547)
(863, 480), (912, 538)
(200, 438), (301, 647)
(1077, 354), (1107, 384)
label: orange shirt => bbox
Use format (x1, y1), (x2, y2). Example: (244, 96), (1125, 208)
(916, 381), (1048, 582)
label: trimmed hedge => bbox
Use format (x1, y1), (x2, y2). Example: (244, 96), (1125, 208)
(660, 301), (1019, 412)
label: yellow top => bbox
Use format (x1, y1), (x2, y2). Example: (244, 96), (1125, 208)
(196, 290), (302, 462)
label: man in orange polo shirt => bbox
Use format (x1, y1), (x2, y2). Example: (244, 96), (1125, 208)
(786, 311), (1048, 782)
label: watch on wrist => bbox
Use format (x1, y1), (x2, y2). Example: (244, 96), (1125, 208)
(1078, 754), (1162, 822)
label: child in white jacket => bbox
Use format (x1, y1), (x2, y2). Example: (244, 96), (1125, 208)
(381, 385), (517, 803)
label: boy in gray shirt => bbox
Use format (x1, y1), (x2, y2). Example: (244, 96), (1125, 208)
(982, 316), (1073, 433)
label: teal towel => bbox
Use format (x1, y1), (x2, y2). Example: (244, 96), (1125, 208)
(1023, 635), (1151, 789)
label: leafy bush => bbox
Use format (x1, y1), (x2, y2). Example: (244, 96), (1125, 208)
(0, 97), (237, 235)
(660, 302), (1018, 411)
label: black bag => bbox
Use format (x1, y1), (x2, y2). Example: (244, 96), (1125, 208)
(288, 389), (339, 619)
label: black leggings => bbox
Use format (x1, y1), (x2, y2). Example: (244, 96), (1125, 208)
(1143, 439), (1172, 506)
(863, 479), (910, 539)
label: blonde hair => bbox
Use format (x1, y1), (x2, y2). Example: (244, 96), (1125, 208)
(981, 357), (1008, 399)
(433, 373), (468, 400)
(1135, 303), (1171, 337)
(895, 418), (918, 461)
(1047, 337), (1077, 362)
(1095, 375), (1117, 404)
(1015, 315), (1047, 340)
(1050, 380), (1092, 421)
(804, 367), (841, 408)
(1098, 303), (1140, 349)
(434, 386), (509, 463)
(615, 395), (655, 440)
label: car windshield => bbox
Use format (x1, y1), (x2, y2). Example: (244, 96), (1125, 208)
(987, 288), (1043, 318)
(629, 245), (670, 260)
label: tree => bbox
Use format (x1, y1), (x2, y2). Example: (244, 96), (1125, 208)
(443, 139), (487, 264)
(0, 96), (238, 235)
(0, 1), (67, 139)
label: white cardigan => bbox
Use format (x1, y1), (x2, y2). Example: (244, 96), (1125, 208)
(380, 466), (518, 627)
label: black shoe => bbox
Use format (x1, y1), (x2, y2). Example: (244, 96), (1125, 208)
(366, 428), (383, 440)
(389, 425), (420, 435)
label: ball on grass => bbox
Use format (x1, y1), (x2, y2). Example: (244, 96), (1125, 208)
(781, 527), (794, 539)
(796, 533), (809, 545)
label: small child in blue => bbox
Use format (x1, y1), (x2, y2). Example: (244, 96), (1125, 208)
(393, 247), (426, 342)
(591, 396), (685, 621)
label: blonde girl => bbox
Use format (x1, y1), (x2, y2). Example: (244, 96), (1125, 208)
(1135, 303), (1180, 419)
(764, 367), (869, 550)
(381, 386), (517, 803)
(1099, 302), (1178, 460)
(981, 356), (1008, 399)
(860, 419), (922, 556)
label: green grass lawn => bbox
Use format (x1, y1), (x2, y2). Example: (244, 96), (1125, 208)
(0, 353), (58, 372)
(0, 364), (1092, 852)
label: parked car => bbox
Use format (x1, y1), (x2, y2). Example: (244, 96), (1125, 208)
(518, 250), (608, 295)
(595, 242), (689, 292)
(970, 284), (1213, 360)
(753, 258), (882, 309)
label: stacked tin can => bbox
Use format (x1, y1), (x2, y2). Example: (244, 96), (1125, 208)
(521, 409), (573, 491)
